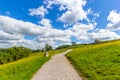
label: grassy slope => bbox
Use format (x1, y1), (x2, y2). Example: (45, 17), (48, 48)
(0, 49), (66, 80)
(66, 40), (120, 80)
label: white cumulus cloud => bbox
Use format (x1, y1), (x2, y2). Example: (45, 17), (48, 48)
(0, 30), (23, 40)
(0, 15), (47, 36)
(107, 10), (120, 30)
(71, 23), (94, 40)
(29, 6), (48, 17)
(56, 0), (88, 24)
(39, 18), (52, 28)
(0, 15), (73, 49)
(89, 29), (120, 40)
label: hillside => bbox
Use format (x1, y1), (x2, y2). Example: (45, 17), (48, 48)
(0, 40), (120, 80)
(66, 40), (120, 80)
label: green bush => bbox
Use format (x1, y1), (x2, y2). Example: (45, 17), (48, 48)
(0, 46), (32, 64)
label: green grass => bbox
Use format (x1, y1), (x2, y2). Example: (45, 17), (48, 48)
(0, 49), (66, 80)
(66, 40), (120, 80)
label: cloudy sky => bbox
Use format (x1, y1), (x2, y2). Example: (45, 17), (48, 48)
(0, 0), (120, 49)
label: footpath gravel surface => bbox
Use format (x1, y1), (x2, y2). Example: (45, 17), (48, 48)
(32, 49), (82, 80)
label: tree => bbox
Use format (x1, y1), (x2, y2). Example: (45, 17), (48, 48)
(71, 42), (77, 46)
(43, 44), (52, 57)
(32, 49), (41, 53)
(94, 39), (101, 43)
(45, 44), (53, 51)
(0, 46), (32, 64)
(56, 44), (70, 49)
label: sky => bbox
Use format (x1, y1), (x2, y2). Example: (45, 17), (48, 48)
(0, 0), (120, 49)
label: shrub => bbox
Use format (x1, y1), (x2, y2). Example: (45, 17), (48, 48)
(0, 46), (32, 65)
(56, 45), (70, 49)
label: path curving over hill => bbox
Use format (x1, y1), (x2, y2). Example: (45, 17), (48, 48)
(32, 49), (82, 80)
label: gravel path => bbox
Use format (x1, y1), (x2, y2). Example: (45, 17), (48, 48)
(31, 49), (82, 80)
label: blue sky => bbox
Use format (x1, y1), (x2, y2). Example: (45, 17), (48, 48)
(0, 0), (120, 49)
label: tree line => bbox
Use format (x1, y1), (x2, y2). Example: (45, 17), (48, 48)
(0, 41), (99, 65)
(0, 46), (32, 64)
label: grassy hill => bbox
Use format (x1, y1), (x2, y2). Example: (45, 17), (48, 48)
(1, 40), (120, 80)
(0, 49), (66, 80)
(66, 40), (120, 80)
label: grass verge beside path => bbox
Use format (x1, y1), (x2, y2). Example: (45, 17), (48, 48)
(66, 40), (120, 80)
(0, 49), (66, 80)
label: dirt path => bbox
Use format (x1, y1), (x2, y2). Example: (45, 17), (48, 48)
(31, 49), (82, 80)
